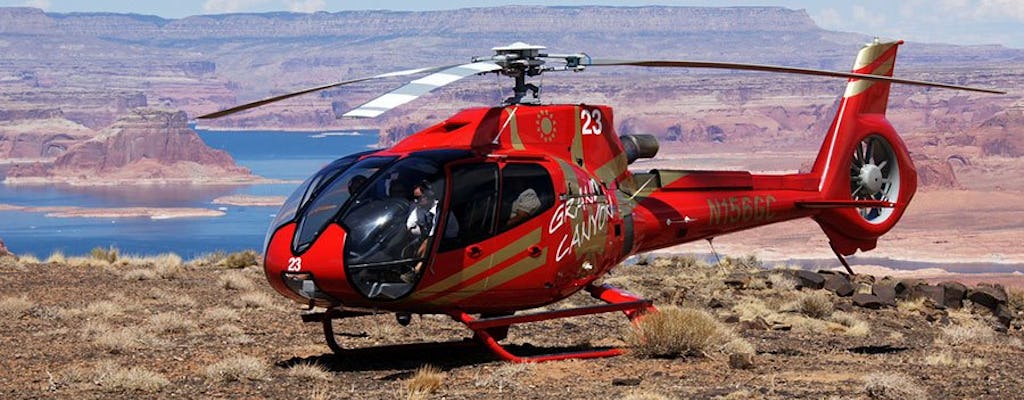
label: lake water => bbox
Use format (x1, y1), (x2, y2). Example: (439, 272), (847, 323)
(0, 130), (378, 258)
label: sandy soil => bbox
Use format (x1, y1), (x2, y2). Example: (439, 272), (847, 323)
(0, 203), (225, 219)
(212, 195), (287, 207)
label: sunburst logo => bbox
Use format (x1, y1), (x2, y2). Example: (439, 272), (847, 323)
(537, 110), (557, 142)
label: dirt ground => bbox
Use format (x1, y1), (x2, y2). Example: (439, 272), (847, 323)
(2, 253), (1024, 400)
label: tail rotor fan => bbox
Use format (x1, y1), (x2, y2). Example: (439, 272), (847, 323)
(849, 135), (901, 223)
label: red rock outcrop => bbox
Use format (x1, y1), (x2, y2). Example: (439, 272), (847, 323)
(0, 237), (12, 257)
(6, 109), (254, 184)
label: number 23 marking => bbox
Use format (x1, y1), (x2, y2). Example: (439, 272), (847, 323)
(580, 109), (603, 135)
(287, 257), (302, 271)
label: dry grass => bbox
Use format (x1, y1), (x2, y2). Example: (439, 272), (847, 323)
(796, 291), (834, 319)
(623, 391), (672, 400)
(17, 254), (41, 264)
(286, 361), (333, 381)
(628, 306), (735, 358)
(0, 295), (34, 317)
(767, 272), (797, 291)
(214, 250), (261, 269)
(863, 372), (928, 400)
(147, 289), (197, 307)
(90, 246), (120, 264)
(203, 306), (240, 322)
(95, 361), (170, 393)
(205, 355), (269, 382)
(233, 291), (279, 310)
(123, 268), (160, 280)
(45, 250), (66, 264)
(939, 321), (996, 346)
(67, 300), (124, 319)
(405, 365), (445, 400)
(831, 311), (872, 337)
(219, 270), (256, 291)
(922, 351), (985, 368)
(147, 312), (197, 335)
(94, 327), (159, 354)
(473, 362), (531, 392)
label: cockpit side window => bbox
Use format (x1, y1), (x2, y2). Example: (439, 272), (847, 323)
(498, 164), (555, 232)
(438, 163), (499, 252)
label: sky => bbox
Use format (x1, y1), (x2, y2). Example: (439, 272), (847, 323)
(3, 0), (1023, 48)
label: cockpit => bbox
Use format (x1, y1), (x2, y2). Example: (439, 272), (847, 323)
(267, 150), (465, 300)
(266, 149), (556, 301)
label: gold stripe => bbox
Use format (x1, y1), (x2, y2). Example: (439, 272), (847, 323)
(843, 60), (894, 98)
(593, 151), (629, 187)
(510, 110), (525, 150)
(656, 170), (690, 187)
(411, 228), (541, 299)
(571, 106), (585, 167)
(432, 248), (548, 304)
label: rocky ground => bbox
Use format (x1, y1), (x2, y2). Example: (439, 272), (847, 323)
(2, 251), (1023, 399)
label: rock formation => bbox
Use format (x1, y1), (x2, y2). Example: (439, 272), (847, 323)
(5, 110), (253, 184)
(0, 237), (12, 258)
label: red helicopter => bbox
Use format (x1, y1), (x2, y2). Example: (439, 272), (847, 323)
(199, 40), (1002, 362)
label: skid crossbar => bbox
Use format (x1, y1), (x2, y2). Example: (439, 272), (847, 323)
(306, 284), (655, 363)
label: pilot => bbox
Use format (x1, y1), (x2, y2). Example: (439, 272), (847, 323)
(401, 181), (458, 284)
(348, 174), (367, 194)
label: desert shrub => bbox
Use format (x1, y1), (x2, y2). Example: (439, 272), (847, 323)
(90, 246), (120, 263)
(217, 250), (260, 269)
(940, 320), (995, 346)
(219, 270), (256, 291)
(45, 250), (66, 264)
(628, 306), (733, 358)
(473, 362), (531, 392)
(623, 391), (672, 400)
(831, 311), (871, 337)
(124, 268), (159, 281)
(233, 292), (278, 309)
(203, 306), (240, 322)
(205, 355), (268, 382)
(95, 361), (170, 393)
(797, 291), (834, 319)
(0, 296), (34, 317)
(406, 365), (445, 399)
(94, 327), (152, 354)
(148, 312), (197, 334)
(863, 372), (927, 400)
(287, 361), (332, 381)
(767, 272), (798, 291)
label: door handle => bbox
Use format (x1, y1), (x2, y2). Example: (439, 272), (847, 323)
(467, 246), (482, 258)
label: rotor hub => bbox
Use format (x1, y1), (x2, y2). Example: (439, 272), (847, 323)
(857, 163), (884, 195)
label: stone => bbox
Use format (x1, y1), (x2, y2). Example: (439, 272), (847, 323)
(740, 317), (770, 331)
(708, 298), (726, 309)
(724, 315), (740, 323)
(910, 284), (946, 306)
(824, 274), (855, 297)
(723, 273), (748, 288)
(895, 279), (922, 300)
(852, 293), (889, 309)
(939, 281), (968, 309)
(729, 353), (755, 370)
(995, 304), (1014, 328)
(612, 378), (642, 386)
(872, 282), (898, 307)
(792, 270), (825, 290)
(770, 322), (792, 331)
(968, 286), (1008, 310)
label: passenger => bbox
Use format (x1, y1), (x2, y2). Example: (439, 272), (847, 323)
(507, 187), (541, 226)
(348, 174), (367, 194)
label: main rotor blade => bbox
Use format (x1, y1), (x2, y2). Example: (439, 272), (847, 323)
(343, 62), (503, 118)
(587, 59), (1006, 94)
(196, 65), (460, 119)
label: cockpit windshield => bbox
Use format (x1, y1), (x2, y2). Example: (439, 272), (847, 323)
(340, 156), (450, 299)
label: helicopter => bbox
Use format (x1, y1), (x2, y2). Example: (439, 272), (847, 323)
(198, 40), (1003, 362)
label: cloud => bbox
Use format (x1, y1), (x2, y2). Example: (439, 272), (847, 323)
(202, 0), (272, 14)
(20, 0), (50, 10)
(284, 0), (326, 13)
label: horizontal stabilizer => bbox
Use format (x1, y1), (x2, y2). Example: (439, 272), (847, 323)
(796, 200), (895, 209)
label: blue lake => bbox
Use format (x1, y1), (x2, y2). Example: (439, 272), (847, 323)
(0, 130), (378, 258)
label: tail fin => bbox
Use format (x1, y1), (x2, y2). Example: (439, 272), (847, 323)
(809, 39), (918, 255)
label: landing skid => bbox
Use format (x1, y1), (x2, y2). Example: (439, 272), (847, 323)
(303, 284), (655, 363)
